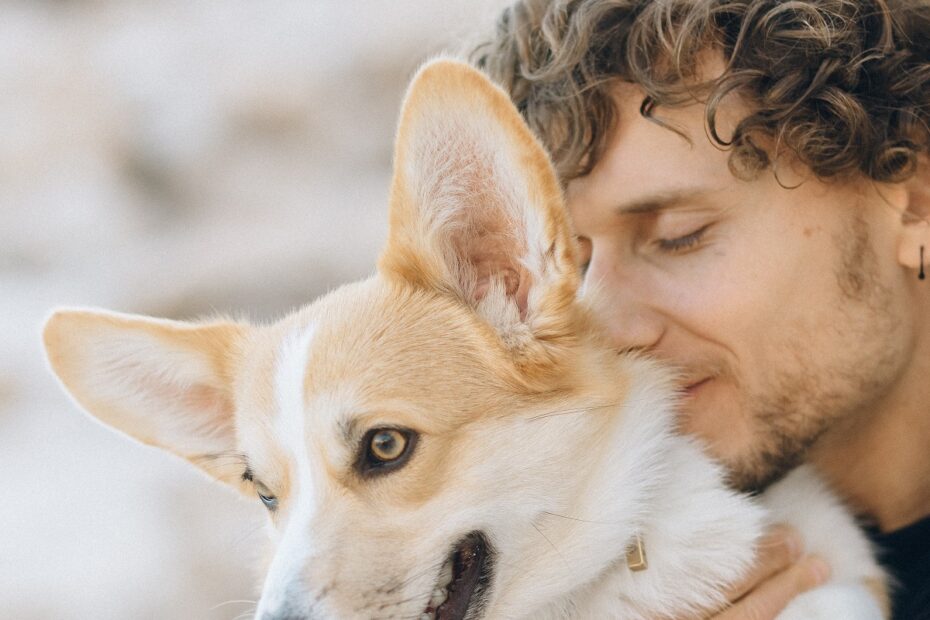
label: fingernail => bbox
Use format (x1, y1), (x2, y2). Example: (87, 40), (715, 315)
(807, 556), (831, 584)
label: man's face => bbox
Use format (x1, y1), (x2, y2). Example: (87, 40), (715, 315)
(567, 83), (913, 492)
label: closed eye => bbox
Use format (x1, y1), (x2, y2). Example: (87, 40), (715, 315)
(656, 224), (710, 253)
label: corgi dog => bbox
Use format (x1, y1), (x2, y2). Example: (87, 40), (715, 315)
(43, 59), (887, 620)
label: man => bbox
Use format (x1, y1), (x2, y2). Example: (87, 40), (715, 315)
(474, 1), (930, 618)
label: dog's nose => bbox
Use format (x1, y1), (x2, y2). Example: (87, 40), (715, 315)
(258, 611), (313, 620)
(255, 599), (318, 620)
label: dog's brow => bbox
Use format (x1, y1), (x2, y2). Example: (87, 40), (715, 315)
(339, 417), (358, 447)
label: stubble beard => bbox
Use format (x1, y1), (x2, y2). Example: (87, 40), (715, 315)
(726, 376), (848, 493)
(725, 212), (906, 494)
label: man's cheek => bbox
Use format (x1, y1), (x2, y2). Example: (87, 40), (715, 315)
(680, 378), (754, 461)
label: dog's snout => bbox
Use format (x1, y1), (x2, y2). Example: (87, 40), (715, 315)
(254, 590), (318, 620)
(258, 610), (315, 620)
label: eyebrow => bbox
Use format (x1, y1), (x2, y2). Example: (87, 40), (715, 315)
(613, 189), (716, 216)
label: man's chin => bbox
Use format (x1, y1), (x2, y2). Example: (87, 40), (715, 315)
(677, 384), (814, 494)
(719, 427), (827, 494)
(677, 382), (753, 465)
(722, 453), (800, 494)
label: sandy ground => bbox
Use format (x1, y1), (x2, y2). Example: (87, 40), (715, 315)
(1, 1), (507, 617)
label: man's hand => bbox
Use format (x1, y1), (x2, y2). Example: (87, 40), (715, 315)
(707, 525), (832, 620)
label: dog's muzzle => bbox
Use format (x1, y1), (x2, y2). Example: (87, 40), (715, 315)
(422, 531), (494, 620)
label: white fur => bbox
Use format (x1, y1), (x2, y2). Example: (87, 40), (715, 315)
(256, 324), (319, 619)
(762, 466), (886, 620)
(248, 61), (886, 618)
(777, 583), (884, 620)
(45, 61), (888, 620)
(244, 342), (883, 619)
(493, 358), (767, 620)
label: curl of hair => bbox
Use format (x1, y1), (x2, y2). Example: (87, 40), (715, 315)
(472, 0), (930, 183)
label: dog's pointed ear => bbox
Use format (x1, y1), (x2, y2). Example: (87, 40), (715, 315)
(380, 58), (580, 362)
(43, 308), (248, 488)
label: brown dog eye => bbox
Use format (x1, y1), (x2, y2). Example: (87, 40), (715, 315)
(359, 427), (417, 475)
(371, 429), (406, 461)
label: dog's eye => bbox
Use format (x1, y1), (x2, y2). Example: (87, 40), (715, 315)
(371, 429), (406, 460)
(255, 482), (278, 511)
(359, 427), (417, 475)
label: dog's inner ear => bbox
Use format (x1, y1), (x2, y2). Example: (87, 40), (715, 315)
(43, 310), (245, 487)
(438, 146), (533, 319)
(381, 59), (578, 344)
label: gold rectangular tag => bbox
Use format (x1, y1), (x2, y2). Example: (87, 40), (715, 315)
(626, 535), (648, 572)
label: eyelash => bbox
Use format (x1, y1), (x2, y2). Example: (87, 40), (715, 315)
(656, 224), (709, 253)
(577, 224), (710, 274)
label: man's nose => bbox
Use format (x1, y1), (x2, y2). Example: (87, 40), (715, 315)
(585, 254), (665, 353)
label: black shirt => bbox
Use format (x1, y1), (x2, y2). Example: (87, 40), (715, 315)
(867, 515), (930, 619)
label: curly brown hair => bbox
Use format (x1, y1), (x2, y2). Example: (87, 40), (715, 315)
(472, 0), (930, 183)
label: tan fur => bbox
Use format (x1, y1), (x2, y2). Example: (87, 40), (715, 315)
(233, 281), (613, 508)
(43, 309), (246, 484)
(42, 59), (886, 620)
(380, 60), (582, 387)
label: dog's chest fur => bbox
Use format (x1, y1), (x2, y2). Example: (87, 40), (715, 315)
(506, 357), (885, 619)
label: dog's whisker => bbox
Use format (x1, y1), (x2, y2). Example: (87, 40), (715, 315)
(541, 510), (621, 526)
(231, 606), (257, 620)
(526, 401), (621, 422)
(532, 521), (568, 567)
(209, 598), (257, 611)
(392, 591), (431, 606)
(382, 555), (445, 593)
(365, 593), (428, 618)
(362, 556), (451, 618)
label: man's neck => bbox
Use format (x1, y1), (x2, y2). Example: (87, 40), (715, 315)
(809, 318), (930, 533)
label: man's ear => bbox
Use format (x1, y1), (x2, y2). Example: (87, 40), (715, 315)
(43, 308), (248, 488)
(898, 157), (930, 273)
(379, 58), (580, 368)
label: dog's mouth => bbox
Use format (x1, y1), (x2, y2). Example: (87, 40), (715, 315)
(423, 531), (493, 620)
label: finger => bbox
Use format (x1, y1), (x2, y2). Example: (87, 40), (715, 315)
(723, 525), (802, 601)
(715, 555), (831, 620)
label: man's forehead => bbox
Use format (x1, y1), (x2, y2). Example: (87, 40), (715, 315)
(566, 171), (732, 222)
(566, 85), (747, 217)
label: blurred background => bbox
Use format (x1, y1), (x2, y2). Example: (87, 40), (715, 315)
(1, 1), (508, 617)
